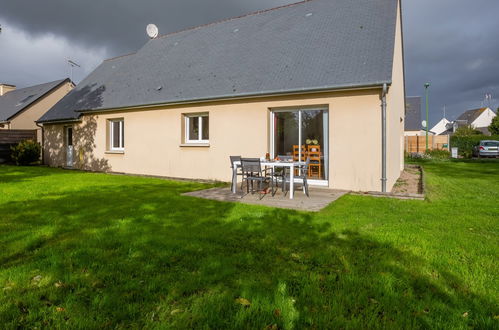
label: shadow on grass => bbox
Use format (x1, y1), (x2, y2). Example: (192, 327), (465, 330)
(0, 181), (496, 328)
(0, 165), (53, 184)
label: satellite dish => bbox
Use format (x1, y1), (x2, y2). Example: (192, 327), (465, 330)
(422, 120), (427, 128)
(146, 24), (159, 39)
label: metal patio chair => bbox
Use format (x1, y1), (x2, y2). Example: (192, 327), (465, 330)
(229, 155), (244, 191)
(240, 158), (275, 198)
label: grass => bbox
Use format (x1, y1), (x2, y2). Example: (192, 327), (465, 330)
(0, 161), (498, 329)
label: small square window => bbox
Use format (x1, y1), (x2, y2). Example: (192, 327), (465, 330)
(185, 114), (209, 143)
(109, 119), (124, 150)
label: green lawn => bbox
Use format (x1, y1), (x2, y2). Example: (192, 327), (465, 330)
(0, 161), (497, 329)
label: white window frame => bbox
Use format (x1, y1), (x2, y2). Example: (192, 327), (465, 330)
(185, 114), (209, 143)
(109, 119), (124, 151)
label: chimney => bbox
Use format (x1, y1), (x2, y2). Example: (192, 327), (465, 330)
(0, 84), (16, 96)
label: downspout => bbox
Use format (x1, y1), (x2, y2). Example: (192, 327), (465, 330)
(36, 122), (44, 165)
(381, 83), (388, 192)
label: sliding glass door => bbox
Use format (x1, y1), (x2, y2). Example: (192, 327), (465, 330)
(271, 108), (329, 183)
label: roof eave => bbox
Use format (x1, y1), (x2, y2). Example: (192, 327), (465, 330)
(37, 117), (82, 125)
(76, 81), (391, 115)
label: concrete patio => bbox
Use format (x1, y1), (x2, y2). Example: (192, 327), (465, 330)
(183, 187), (349, 212)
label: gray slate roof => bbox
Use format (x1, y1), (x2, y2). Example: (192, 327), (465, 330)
(456, 108), (488, 125)
(0, 79), (69, 122)
(39, 0), (399, 123)
(405, 96), (422, 131)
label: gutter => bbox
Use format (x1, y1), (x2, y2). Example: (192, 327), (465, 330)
(381, 83), (388, 192)
(36, 118), (81, 125)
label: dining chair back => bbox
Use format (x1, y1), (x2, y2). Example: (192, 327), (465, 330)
(307, 145), (322, 178)
(292, 145), (306, 161)
(229, 155), (241, 168)
(229, 155), (243, 191)
(241, 158), (261, 174)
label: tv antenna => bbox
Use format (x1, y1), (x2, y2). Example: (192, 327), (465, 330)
(146, 24), (159, 39)
(66, 58), (81, 81)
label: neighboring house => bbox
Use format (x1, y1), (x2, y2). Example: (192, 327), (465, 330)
(449, 107), (497, 135)
(404, 96), (434, 136)
(38, 0), (405, 192)
(430, 118), (451, 135)
(0, 79), (74, 141)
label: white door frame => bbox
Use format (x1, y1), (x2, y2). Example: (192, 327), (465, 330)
(269, 107), (329, 186)
(65, 126), (74, 167)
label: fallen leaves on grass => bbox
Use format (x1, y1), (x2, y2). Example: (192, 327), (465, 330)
(170, 309), (182, 315)
(31, 275), (42, 284)
(235, 297), (251, 307)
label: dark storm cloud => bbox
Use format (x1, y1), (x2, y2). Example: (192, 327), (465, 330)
(0, 0), (294, 55)
(1, 0), (498, 125)
(403, 0), (499, 124)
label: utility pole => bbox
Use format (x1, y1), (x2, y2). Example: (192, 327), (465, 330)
(424, 83), (430, 152)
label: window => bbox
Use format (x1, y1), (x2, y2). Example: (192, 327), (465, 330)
(109, 119), (124, 151)
(185, 114), (209, 143)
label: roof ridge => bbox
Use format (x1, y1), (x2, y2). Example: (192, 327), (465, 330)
(155, 0), (314, 40)
(7, 78), (69, 93)
(104, 52), (137, 62)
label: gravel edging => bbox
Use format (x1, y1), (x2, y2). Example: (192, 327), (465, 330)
(351, 165), (425, 200)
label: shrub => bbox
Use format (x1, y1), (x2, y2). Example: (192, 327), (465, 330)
(10, 139), (41, 165)
(424, 149), (450, 160)
(453, 126), (482, 137)
(450, 135), (499, 158)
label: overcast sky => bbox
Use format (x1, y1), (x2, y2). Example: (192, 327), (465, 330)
(0, 0), (498, 126)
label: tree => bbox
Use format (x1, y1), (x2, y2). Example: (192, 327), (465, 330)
(488, 114), (499, 135)
(453, 126), (482, 137)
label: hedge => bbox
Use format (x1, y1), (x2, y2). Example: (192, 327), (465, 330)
(450, 135), (499, 158)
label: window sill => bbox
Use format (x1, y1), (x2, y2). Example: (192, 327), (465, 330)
(105, 150), (125, 154)
(180, 143), (210, 147)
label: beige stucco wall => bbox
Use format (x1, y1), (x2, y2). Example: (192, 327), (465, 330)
(386, 0), (406, 188)
(9, 81), (73, 142)
(43, 124), (66, 166)
(43, 87), (402, 192)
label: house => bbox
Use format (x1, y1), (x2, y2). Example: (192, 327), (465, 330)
(430, 118), (451, 135)
(38, 0), (405, 193)
(449, 107), (497, 135)
(404, 96), (434, 136)
(0, 79), (74, 141)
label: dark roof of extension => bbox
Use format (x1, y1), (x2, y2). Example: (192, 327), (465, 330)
(456, 108), (489, 125)
(39, 0), (399, 123)
(405, 96), (421, 131)
(0, 79), (70, 122)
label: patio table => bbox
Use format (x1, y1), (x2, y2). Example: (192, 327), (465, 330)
(232, 160), (306, 199)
